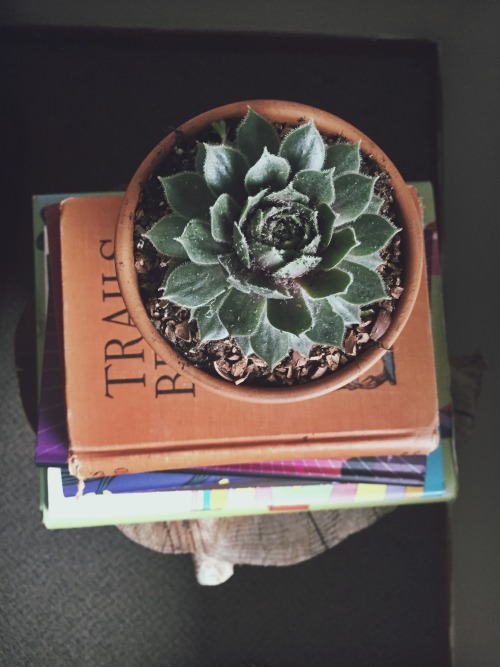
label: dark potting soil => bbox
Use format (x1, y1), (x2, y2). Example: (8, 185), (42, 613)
(133, 118), (403, 387)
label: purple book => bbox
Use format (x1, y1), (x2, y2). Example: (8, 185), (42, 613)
(36, 290), (69, 466)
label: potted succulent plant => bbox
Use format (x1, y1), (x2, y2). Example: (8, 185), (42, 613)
(115, 100), (423, 402)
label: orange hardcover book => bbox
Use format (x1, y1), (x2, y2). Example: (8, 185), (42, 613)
(59, 195), (438, 479)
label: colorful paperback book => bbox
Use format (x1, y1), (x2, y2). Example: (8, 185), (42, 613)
(50, 192), (439, 479)
(58, 466), (314, 496)
(35, 182), (457, 528)
(41, 438), (452, 529)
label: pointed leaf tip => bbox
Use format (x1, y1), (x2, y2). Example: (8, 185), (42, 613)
(348, 213), (399, 256)
(300, 268), (352, 299)
(160, 171), (215, 220)
(292, 168), (335, 206)
(194, 294), (229, 342)
(279, 119), (325, 174)
(244, 148), (290, 195)
(144, 214), (189, 258)
(267, 290), (313, 335)
(177, 219), (227, 265)
(163, 262), (228, 308)
(237, 108), (280, 165)
(233, 222), (251, 268)
(332, 173), (376, 224)
(306, 299), (345, 348)
(339, 259), (387, 305)
(324, 141), (361, 175)
(219, 288), (265, 337)
(250, 316), (290, 368)
(320, 227), (358, 269)
(204, 144), (248, 203)
(210, 193), (241, 244)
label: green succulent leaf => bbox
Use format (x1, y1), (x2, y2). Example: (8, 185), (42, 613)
(204, 144), (248, 203)
(264, 184), (309, 205)
(238, 189), (270, 225)
(306, 299), (345, 347)
(194, 295), (229, 342)
(365, 193), (384, 214)
(300, 268), (352, 299)
(210, 193), (241, 244)
(292, 169), (335, 206)
(301, 232), (321, 256)
(250, 242), (285, 270)
(195, 142), (207, 174)
(219, 263), (250, 294)
(177, 219), (227, 265)
(218, 253), (251, 293)
(245, 276), (291, 300)
(244, 148), (291, 195)
(235, 336), (254, 356)
(250, 316), (290, 368)
(273, 255), (321, 279)
(320, 227), (358, 269)
(317, 203), (337, 250)
(237, 108), (281, 164)
(233, 222), (251, 268)
(163, 262), (228, 307)
(144, 214), (189, 258)
(333, 174), (376, 224)
(218, 253), (291, 300)
(279, 120), (325, 174)
(348, 214), (399, 255)
(160, 172), (215, 220)
(349, 251), (383, 270)
(326, 296), (361, 324)
(211, 119), (229, 143)
(246, 209), (265, 240)
(267, 289), (313, 335)
(339, 259), (386, 305)
(324, 142), (361, 175)
(219, 288), (266, 336)
(288, 333), (314, 357)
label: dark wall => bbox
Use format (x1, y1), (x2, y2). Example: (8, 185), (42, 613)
(1, 28), (438, 288)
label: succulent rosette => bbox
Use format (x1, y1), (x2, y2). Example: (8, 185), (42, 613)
(145, 108), (399, 369)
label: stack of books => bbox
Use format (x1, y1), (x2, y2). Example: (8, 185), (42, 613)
(33, 183), (457, 529)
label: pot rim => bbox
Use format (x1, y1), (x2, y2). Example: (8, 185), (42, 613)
(115, 99), (423, 403)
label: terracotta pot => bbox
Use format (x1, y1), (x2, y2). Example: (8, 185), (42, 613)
(115, 100), (423, 403)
